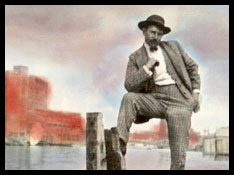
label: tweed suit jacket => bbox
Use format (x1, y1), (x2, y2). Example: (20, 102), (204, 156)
(124, 40), (201, 103)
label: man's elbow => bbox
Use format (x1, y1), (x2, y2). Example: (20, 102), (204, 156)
(124, 80), (139, 92)
(124, 81), (132, 92)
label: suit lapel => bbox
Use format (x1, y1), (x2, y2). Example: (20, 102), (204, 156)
(161, 46), (174, 76)
(135, 45), (149, 68)
(135, 43), (183, 78)
(160, 42), (184, 78)
(135, 42), (184, 77)
(160, 41), (192, 92)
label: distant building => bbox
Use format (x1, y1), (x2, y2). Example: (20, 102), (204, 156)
(27, 76), (49, 111)
(13, 65), (28, 74)
(28, 109), (85, 145)
(202, 134), (216, 155)
(5, 66), (85, 145)
(5, 66), (48, 112)
(216, 127), (229, 138)
(202, 127), (229, 156)
(215, 127), (229, 156)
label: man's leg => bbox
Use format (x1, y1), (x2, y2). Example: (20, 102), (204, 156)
(117, 92), (166, 146)
(166, 107), (192, 170)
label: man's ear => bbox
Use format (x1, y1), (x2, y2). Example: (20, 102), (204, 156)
(142, 27), (146, 34)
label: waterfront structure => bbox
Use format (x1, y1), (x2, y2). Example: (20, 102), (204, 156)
(30, 109), (85, 145)
(5, 66), (85, 145)
(215, 127), (229, 156)
(202, 127), (229, 156)
(203, 134), (216, 155)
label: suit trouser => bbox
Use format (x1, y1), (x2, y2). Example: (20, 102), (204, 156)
(117, 84), (197, 170)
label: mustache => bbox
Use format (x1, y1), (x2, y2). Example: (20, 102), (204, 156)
(149, 39), (160, 45)
(148, 39), (161, 51)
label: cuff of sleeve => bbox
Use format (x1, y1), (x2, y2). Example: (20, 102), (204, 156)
(143, 65), (153, 76)
(193, 89), (200, 93)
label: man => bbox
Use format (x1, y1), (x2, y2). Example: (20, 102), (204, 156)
(116, 14), (201, 170)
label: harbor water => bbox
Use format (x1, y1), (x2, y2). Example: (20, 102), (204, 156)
(5, 145), (229, 170)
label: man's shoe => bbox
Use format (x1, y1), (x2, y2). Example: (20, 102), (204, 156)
(119, 138), (127, 156)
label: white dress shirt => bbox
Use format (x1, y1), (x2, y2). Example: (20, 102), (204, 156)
(143, 42), (200, 93)
(143, 42), (175, 86)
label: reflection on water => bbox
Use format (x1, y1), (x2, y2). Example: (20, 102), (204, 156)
(5, 145), (229, 170)
(5, 145), (86, 170)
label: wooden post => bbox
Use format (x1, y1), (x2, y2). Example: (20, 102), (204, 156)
(86, 112), (107, 170)
(104, 127), (126, 170)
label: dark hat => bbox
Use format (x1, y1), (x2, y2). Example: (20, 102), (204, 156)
(138, 14), (171, 34)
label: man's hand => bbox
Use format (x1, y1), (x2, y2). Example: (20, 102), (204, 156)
(192, 92), (200, 113)
(145, 58), (158, 71)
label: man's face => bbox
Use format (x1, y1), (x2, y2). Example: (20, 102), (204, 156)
(143, 25), (164, 50)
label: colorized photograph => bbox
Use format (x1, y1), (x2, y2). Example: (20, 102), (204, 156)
(5, 5), (229, 170)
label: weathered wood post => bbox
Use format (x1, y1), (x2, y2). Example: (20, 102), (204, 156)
(104, 127), (126, 170)
(86, 112), (107, 170)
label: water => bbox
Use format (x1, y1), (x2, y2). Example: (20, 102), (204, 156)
(5, 145), (229, 170)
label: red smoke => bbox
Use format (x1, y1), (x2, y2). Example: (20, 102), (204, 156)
(154, 120), (168, 139)
(129, 120), (168, 142)
(189, 129), (200, 145)
(129, 120), (200, 146)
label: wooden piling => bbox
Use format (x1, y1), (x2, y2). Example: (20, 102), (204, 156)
(104, 127), (126, 170)
(86, 112), (107, 170)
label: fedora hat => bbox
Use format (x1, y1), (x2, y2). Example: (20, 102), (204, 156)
(138, 14), (171, 34)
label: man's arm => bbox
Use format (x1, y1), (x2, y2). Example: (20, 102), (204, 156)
(124, 54), (151, 92)
(175, 41), (201, 92)
(175, 41), (201, 112)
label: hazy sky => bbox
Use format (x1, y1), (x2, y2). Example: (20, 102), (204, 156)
(5, 5), (229, 134)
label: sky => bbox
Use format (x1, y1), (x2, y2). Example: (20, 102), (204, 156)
(5, 5), (229, 134)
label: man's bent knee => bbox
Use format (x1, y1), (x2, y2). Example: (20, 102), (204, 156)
(122, 92), (138, 102)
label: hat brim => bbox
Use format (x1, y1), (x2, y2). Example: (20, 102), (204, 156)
(138, 21), (171, 34)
